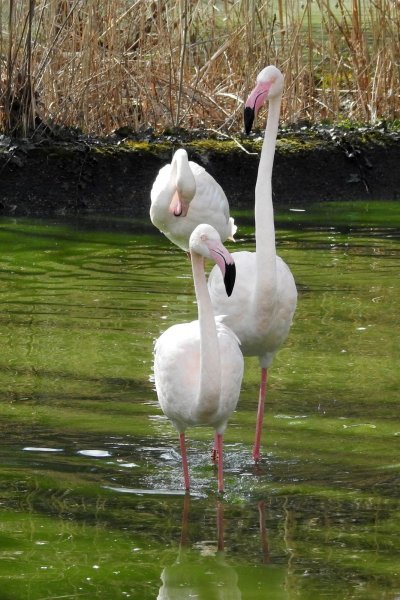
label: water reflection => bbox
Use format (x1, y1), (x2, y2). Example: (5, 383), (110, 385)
(158, 496), (276, 600)
(0, 205), (399, 599)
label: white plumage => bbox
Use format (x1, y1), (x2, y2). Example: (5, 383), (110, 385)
(154, 224), (243, 492)
(209, 253), (297, 365)
(150, 149), (236, 251)
(155, 319), (242, 433)
(208, 66), (297, 461)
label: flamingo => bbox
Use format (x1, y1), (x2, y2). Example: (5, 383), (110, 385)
(208, 65), (297, 461)
(150, 148), (237, 251)
(153, 224), (244, 493)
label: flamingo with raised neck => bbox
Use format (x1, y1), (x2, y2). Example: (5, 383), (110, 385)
(208, 66), (297, 461)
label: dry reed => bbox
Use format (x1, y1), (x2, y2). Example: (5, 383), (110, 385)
(0, 0), (399, 137)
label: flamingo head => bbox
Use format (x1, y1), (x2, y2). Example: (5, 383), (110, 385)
(189, 224), (236, 297)
(169, 149), (196, 217)
(244, 65), (284, 134)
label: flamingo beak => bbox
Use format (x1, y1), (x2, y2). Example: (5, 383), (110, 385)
(223, 261), (236, 297)
(169, 190), (189, 217)
(209, 243), (236, 297)
(244, 106), (255, 134)
(244, 80), (273, 134)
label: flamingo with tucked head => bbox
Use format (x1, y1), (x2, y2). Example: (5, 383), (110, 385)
(153, 224), (243, 493)
(150, 149), (237, 251)
(208, 66), (297, 461)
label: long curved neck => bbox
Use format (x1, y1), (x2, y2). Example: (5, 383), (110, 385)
(173, 153), (196, 201)
(254, 92), (281, 299)
(191, 253), (221, 417)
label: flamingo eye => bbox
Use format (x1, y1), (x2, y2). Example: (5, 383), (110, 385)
(200, 234), (207, 242)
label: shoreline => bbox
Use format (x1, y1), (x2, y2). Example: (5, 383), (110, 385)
(0, 128), (399, 218)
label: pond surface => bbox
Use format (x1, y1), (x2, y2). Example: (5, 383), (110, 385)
(0, 201), (399, 599)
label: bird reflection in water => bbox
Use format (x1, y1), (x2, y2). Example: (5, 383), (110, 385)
(157, 496), (269, 599)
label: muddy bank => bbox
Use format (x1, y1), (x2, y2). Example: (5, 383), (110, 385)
(0, 127), (399, 218)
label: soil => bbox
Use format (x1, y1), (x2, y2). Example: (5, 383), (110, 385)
(0, 125), (399, 218)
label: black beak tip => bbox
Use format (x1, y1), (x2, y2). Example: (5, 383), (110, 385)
(244, 106), (255, 135)
(224, 262), (236, 297)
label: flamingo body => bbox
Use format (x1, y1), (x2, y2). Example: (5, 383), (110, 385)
(155, 319), (243, 432)
(150, 149), (236, 251)
(208, 252), (297, 368)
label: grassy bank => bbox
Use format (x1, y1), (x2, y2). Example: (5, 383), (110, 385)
(0, 0), (399, 137)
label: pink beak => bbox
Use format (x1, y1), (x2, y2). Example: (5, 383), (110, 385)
(244, 81), (273, 134)
(169, 190), (189, 217)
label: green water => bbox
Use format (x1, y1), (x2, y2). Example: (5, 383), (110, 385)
(0, 201), (399, 599)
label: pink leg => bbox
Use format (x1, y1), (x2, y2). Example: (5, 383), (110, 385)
(253, 367), (267, 462)
(216, 432), (224, 493)
(179, 432), (190, 491)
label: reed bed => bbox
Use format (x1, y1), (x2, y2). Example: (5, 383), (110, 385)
(0, 0), (399, 137)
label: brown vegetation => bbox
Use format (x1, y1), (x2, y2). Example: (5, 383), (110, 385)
(0, 0), (399, 137)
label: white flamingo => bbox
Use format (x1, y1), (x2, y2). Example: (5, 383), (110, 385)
(150, 148), (237, 251)
(208, 66), (297, 461)
(153, 224), (244, 493)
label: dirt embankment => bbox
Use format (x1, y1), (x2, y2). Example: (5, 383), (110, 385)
(0, 127), (399, 218)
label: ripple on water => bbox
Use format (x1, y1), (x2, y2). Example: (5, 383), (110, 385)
(77, 449), (112, 458)
(103, 485), (189, 497)
(23, 447), (64, 453)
